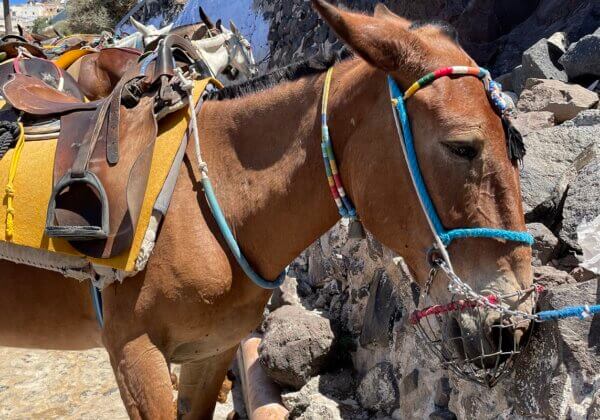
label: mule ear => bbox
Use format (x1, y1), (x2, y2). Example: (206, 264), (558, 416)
(229, 20), (239, 35)
(199, 6), (215, 29)
(17, 24), (24, 36)
(159, 23), (173, 35)
(193, 25), (208, 40)
(311, 0), (420, 72)
(130, 17), (149, 36)
(373, 3), (410, 27)
(216, 19), (223, 31)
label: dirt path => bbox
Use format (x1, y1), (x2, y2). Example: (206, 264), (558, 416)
(0, 347), (238, 419)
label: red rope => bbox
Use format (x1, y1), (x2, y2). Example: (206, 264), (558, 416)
(410, 284), (545, 324)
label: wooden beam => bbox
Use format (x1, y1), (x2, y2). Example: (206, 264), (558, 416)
(2, 0), (12, 35)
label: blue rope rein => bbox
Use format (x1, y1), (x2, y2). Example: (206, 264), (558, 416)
(536, 305), (600, 321)
(202, 177), (286, 289)
(439, 228), (534, 246)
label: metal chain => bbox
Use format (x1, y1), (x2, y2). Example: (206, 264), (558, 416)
(433, 259), (540, 321)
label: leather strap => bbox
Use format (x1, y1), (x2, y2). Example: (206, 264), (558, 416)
(71, 76), (130, 176)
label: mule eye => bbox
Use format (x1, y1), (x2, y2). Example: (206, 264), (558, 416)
(443, 142), (479, 160)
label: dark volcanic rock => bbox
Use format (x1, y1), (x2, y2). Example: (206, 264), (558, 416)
(256, 0), (600, 76)
(521, 38), (567, 82)
(517, 79), (599, 123)
(533, 265), (577, 288)
(268, 275), (301, 311)
(560, 159), (600, 250)
(356, 362), (399, 415)
(259, 305), (336, 390)
(559, 28), (600, 79)
(359, 270), (402, 348)
(511, 279), (600, 418)
(519, 120), (600, 215)
(511, 111), (555, 136)
(527, 223), (559, 266)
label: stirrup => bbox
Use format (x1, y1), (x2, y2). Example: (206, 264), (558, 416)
(45, 170), (110, 240)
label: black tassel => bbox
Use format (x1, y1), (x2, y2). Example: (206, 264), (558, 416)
(502, 117), (526, 163)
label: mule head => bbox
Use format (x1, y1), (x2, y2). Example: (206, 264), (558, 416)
(312, 0), (534, 377)
(17, 24), (38, 45)
(218, 19), (258, 79)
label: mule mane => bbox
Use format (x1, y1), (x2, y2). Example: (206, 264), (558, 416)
(207, 49), (352, 101)
(409, 20), (459, 44)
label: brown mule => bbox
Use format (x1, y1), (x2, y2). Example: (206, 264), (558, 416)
(0, 1), (533, 418)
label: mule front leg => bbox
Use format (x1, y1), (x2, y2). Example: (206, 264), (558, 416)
(177, 346), (238, 419)
(106, 333), (175, 420)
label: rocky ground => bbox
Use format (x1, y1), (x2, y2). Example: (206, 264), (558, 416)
(0, 347), (240, 419)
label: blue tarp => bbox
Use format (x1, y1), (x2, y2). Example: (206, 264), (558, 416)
(173, 0), (269, 62)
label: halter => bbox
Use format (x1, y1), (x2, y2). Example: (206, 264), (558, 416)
(222, 31), (256, 79)
(387, 67), (533, 270)
(321, 66), (533, 271)
(321, 66), (537, 387)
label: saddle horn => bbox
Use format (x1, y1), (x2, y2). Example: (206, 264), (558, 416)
(154, 34), (202, 79)
(199, 6), (215, 29)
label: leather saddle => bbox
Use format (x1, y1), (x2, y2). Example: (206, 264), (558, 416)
(0, 35), (47, 60)
(0, 56), (87, 140)
(2, 35), (205, 258)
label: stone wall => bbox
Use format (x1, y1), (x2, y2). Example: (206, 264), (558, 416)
(255, 0), (600, 75)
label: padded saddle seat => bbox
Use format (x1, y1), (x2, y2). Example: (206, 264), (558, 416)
(0, 56), (84, 101)
(2, 74), (98, 115)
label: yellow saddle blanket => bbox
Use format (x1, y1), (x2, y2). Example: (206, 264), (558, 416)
(53, 48), (95, 70)
(0, 78), (212, 273)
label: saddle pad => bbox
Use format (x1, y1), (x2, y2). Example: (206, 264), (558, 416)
(0, 78), (211, 272)
(53, 48), (95, 70)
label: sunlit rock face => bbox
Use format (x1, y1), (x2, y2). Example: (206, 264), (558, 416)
(271, 222), (600, 418)
(256, 0), (600, 75)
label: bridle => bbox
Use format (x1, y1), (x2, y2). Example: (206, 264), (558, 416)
(321, 66), (533, 258)
(321, 66), (537, 386)
(222, 31), (256, 80)
(385, 68), (539, 315)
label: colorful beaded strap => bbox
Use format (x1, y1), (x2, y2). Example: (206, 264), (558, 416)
(321, 67), (357, 220)
(403, 66), (490, 99)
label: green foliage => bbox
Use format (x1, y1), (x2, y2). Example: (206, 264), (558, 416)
(66, 0), (136, 33)
(31, 16), (51, 34)
(53, 20), (73, 36)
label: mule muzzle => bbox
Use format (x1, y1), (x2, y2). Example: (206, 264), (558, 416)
(411, 294), (537, 387)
